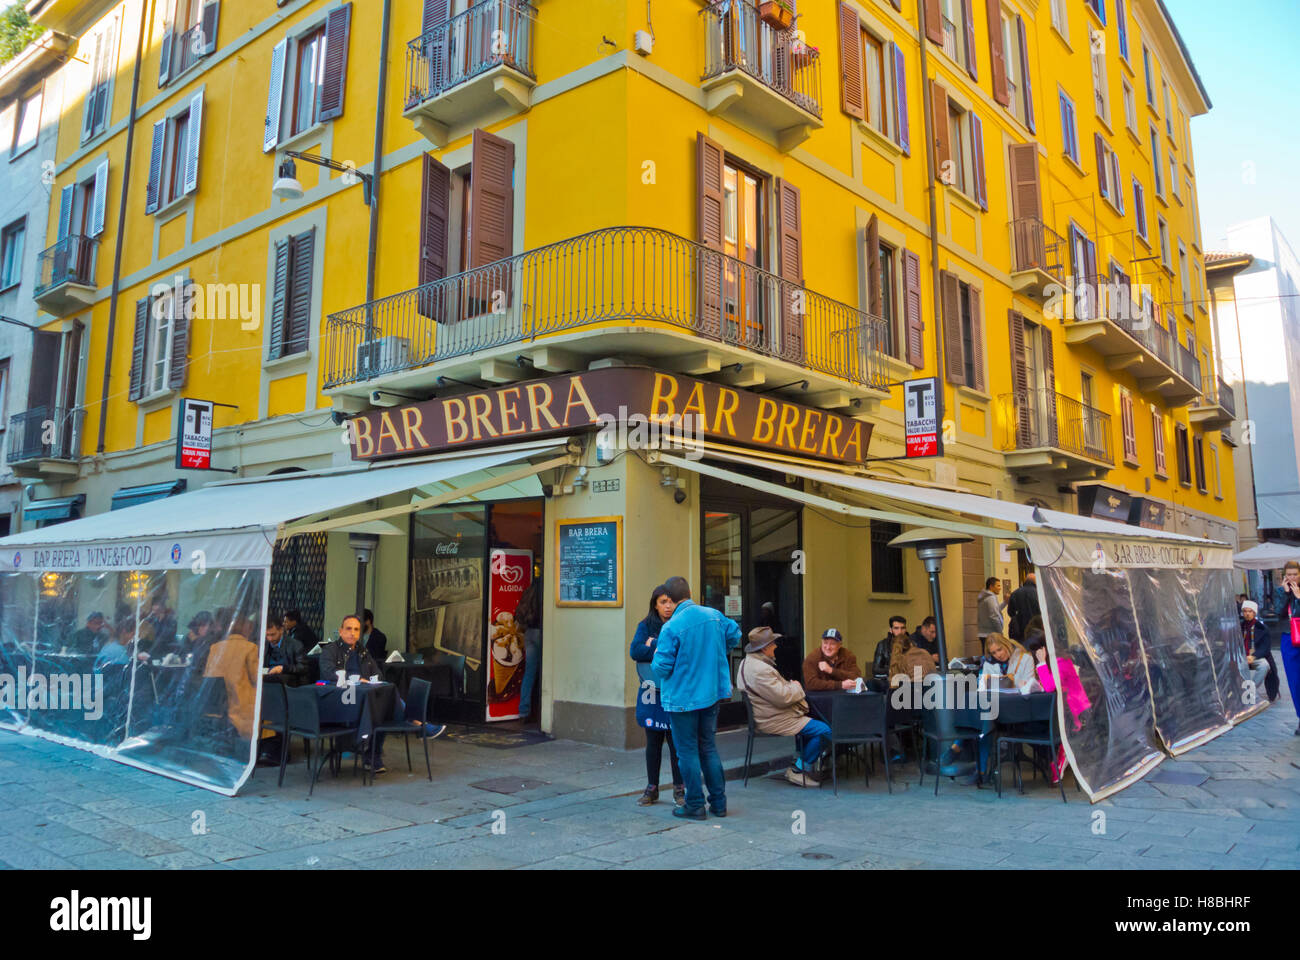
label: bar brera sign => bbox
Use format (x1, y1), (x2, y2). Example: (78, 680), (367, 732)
(348, 368), (873, 465)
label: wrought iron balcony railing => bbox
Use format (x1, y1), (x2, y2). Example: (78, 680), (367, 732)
(1216, 377), (1235, 418)
(324, 226), (890, 392)
(6, 407), (83, 464)
(701, 0), (822, 118)
(1009, 217), (1065, 283)
(1174, 343), (1202, 391)
(1000, 389), (1113, 464)
(405, 0), (536, 108)
(34, 235), (98, 296)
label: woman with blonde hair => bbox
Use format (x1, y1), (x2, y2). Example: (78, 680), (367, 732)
(978, 632), (1036, 689)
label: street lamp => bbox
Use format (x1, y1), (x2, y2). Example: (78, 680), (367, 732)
(271, 151), (374, 206)
(0, 315), (38, 333)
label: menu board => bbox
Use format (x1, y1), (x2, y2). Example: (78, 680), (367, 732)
(555, 516), (623, 607)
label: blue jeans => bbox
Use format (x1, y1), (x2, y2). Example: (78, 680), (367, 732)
(518, 635), (540, 718)
(796, 718), (830, 769)
(668, 703), (725, 812)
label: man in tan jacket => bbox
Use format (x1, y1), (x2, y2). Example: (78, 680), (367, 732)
(735, 627), (830, 788)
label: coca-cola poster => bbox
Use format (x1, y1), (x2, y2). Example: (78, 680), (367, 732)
(485, 549), (533, 721)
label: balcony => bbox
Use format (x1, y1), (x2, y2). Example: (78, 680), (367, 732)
(33, 235), (98, 317)
(403, 0), (537, 148)
(1008, 218), (1066, 301)
(1000, 389), (1114, 482)
(6, 407), (84, 480)
(1062, 280), (1202, 405)
(699, 0), (823, 152)
(1189, 375), (1234, 430)
(323, 226), (890, 405)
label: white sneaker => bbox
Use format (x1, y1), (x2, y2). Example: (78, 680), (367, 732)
(784, 765), (816, 788)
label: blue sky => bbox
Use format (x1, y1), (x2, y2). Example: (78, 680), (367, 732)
(1171, 0), (1300, 251)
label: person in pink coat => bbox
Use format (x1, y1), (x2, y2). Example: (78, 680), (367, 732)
(1023, 631), (1091, 785)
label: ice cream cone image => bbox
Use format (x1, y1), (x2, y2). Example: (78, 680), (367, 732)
(492, 653), (519, 695)
(489, 612), (524, 699)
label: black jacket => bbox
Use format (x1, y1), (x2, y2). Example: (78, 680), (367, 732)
(263, 635), (308, 682)
(1272, 588), (1300, 623)
(1240, 618), (1271, 659)
(910, 628), (938, 657)
(365, 627), (389, 663)
(1006, 581), (1041, 641)
(287, 622), (321, 653)
(872, 636), (893, 675)
(319, 640), (382, 682)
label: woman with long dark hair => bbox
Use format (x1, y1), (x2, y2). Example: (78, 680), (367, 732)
(629, 584), (684, 806)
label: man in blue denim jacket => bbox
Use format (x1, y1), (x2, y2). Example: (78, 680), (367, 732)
(652, 576), (742, 819)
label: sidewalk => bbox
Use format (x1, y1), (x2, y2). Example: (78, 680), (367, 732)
(0, 691), (1296, 869)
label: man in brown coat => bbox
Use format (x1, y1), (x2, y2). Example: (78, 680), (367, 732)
(735, 627), (830, 788)
(801, 628), (862, 692)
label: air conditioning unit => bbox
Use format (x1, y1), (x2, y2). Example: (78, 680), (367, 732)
(356, 336), (411, 377)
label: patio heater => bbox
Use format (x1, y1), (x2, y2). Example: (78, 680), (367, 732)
(888, 526), (975, 777)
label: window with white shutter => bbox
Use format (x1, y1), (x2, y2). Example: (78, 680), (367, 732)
(81, 13), (119, 144)
(145, 93), (204, 214)
(262, 4), (352, 153)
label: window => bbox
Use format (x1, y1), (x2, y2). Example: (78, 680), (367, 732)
(1084, 0), (1106, 22)
(1187, 178), (1199, 239)
(0, 359), (7, 433)
(840, 9), (909, 151)
(145, 93), (203, 213)
(129, 283), (189, 401)
(880, 242), (898, 357)
(1211, 442), (1222, 498)
(55, 162), (109, 254)
(1069, 223), (1097, 318)
(1122, 77), (1136, 132)
(870, 519), (905, 593)
(1091, 33), (1109, 122)
(158, 0), (218, 86)
(1152, 407), (1167, 475)
(81, 14), (119, 144)
(1193, 433), (1206, 493)
(148, 294), (174, 394)
(861, 29), (888, 136)
(1179, 241), (1190, 318)
(1175, 422), (1191, 486)
(1169, 154), (1179, 201)
(268, 228), (316, 360)
(1050, 0), (1069, 42)
(263, 4), (352, 153)
(1060, 90), (1079, 163)
(1157, 217), (1170, 270)
(1150, 126), (1164, 196)
(1132, 177), (1147, 240)
(1163, 83), (1173, 136)
(998, 11), (1033, 129)
(1115, 0), (1129, 61)
(948, 103), (967, 194)
(1119, 387), (1138, 463)
(1142, 45), (1154, 107)
(0, 219), (24, 290)
(11, 87), (42, 159)
(1096, 136), (1124, 213)
(941, 271), (985, 390)
(940, 0), (964, 67)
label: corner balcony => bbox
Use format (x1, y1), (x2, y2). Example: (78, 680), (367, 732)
(1189, 375), (1233, 430)
(1000, 389), (1114, 482)
(699, 0), (823, 152)
(33, 235), (98, 317)
(323, 226), (890, 409)
(1062, 281), (1201, 405)
(1008, 218), (1065, 301)
(403, 0), (536, 148)
(5, 407), (83, 480)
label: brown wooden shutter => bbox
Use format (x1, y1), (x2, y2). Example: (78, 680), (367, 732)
(987, 0), (1008, 106)
(1008, 142), (1042, 268)
(1016, 16), (1034, 132)
(776, 177), (805, 364)
(1008, 309), (1029, 443)
(418, 153), (451, 322)
(696, 132), (725, 339)
(469, 128), (515, 268)
(971, 111), (987, 209)
(931, 80), (950, 182)
(317, 3), (352, 122)
(866, 213), (881, 318)
(422, 0), (450, 91)
(962, 0), (978, 80)
(839, 2), (864, 120)
(1041, 324), (1058, 446)
(941, 270), (964, 386)
(903, 249), (924, 368)
(1153, 408), (1167, 474)
(144, 119), (165, 214)
(1094, 132), (1108, 199)
(286, 228), (315, 354)
(924, 0), (944, 45)
(967, 285), (984, 391)
(268, 237), (290, 360)
(892, 43), (910, 154)
(129, 297), (149, 401)
(168, 286), (190, 390)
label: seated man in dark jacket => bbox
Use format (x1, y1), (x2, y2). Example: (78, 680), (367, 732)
(873, 616), (908, 677)
(910, 616), (940, 665)
(263, 617), (308, 685)
(1239, 601), (1273, 700)
(319, 614), (384, 682)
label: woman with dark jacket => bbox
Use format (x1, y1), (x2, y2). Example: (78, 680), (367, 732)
(1273, 560), (1300, 734)
(629, 585), (684, 806)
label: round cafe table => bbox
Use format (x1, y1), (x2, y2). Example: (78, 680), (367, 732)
(313, 681), (399, 738)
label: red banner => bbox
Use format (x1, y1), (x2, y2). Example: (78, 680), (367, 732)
(486, 549), (533, 721)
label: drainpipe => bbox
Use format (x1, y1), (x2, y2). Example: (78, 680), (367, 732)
(96, 0), (147, 454)
(363, 0), (392, 343)
(916, 1), (946, 394)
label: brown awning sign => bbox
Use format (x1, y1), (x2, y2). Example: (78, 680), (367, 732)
(348, 367), (873, 465)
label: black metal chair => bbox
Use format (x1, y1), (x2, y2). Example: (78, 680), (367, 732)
(193, 676), (232, 740)
(991, 691), (1067, 802)
(258, 680), (292, 788)
(285, 685), (362, 795)
(918, 696), (983, 797)
(885, 681), (923, 762)
(740, 692), (795, 786)
(826, 693), (891, 795)
(365, 677), (437, 782)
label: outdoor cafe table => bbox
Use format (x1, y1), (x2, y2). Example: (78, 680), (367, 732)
(312, 681), (398, 739)
(381, 661), (453, 700)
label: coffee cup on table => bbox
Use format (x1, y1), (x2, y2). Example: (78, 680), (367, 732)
(336, 669), (347, 686)
(348, 674), (361, 685)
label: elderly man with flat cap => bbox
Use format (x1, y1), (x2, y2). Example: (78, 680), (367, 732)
(801, 627), (861, 692)
(735, 626), (831, 788)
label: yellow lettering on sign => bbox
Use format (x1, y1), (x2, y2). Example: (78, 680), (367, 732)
(498, 387), (526, 435)
(680, 382), (706, 422)
(401, 407), (428, 450)
(353, 416), (374, 457)
(798, 409), (822, 454)
(562, 376), (599, 425)
(714, 387), (739, 436)
(469, 394), (500, 440)
(444, 399), (469, 443)
(377, 411), (402, 453)
(819, 416), (843, 459)
(840, 421), (864, 462)
(526, 382), (560, 430)
(775, 404), (800, 450)
(650, 373), (679, 419)
(753, 398), (778, 443)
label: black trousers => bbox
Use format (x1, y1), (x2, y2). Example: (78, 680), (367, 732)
(1263, 651), (1281, 702)
(645, 727), (682, 787)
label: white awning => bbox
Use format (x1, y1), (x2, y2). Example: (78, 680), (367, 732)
(0, 442), (571, 571)
(1233, 540), (1300, 570)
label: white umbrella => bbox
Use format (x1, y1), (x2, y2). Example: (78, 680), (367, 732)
(1232, 541), (1300, 570)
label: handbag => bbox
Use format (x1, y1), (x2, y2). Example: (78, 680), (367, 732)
(1290, 617), (1300, 649)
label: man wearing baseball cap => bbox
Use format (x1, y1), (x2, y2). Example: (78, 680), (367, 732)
(802, 627), (862, 692)
(735, 626), (830, 788)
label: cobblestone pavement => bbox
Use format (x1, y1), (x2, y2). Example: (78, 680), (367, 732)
(0, 688), (1296, 870)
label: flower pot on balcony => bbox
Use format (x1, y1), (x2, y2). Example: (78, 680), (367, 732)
(758, 1), (793, 31)
(791, 49), (813, 70)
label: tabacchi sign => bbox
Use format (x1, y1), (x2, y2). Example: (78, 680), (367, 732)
(348, 368), (873, 465)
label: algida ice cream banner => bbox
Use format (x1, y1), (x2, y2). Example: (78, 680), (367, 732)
(486, 548), (533, 721)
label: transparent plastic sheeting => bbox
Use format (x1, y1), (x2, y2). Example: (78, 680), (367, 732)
(0, 567), (267, 795)
(1029, 535), (1256, 800)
